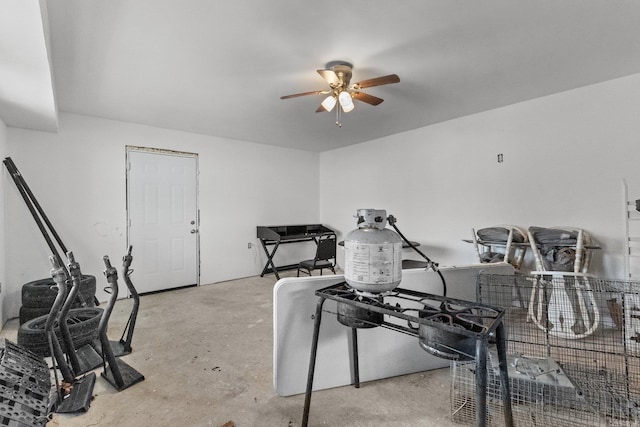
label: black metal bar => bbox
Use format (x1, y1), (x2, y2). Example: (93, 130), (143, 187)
(317, 283), (506, 339)
(4, 157), (69, 255)
(100, 256), (125, 388)
(351, 328), (360, 388)
(117, 246), (138, 355)
(48, 259), (76, 385)
(475, 336), (488, 427)
(58, 252), (85, 375)
(302, 297), (326, 427)
(495, 322), (514, 427)
(3, 158), (66, 269)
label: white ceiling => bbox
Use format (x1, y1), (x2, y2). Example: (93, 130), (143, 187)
(3, 1), (640, 152)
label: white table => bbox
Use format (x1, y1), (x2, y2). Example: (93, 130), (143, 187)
(273, 262), (515, 396)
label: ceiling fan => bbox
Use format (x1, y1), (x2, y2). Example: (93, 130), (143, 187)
(280, 61), (400, 126)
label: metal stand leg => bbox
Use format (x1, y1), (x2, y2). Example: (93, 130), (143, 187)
(474, 324), (513, 427)
(351, 328), (360, 388)
(475, 337), (488, 427)
(302, 298), (326, 427)
(495, 322), (514, 427)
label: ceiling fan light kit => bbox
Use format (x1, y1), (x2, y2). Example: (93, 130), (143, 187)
(281, 61), (400, 127)
(338, 91), (354, 112)
(321, 95), (337, 112)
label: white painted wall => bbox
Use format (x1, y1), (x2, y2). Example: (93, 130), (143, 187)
(4, 113), (319, 321)
(5, 73), (640, 323)
(320, 73), (640, 279)
(0, 117), (7, 324)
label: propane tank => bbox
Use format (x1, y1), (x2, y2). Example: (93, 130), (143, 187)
(344, 209), (402, 293)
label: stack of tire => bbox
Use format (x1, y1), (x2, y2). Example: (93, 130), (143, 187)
(17, 275), (103, 356)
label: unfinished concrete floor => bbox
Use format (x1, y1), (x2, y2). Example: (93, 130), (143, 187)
(0, 272), (459, 427)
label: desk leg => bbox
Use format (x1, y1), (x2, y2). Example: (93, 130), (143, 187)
(475, 336), (488, 427)
(259, 239), (281, 279)
(496, 322), (513, 427)
(302, 297), (326, 427)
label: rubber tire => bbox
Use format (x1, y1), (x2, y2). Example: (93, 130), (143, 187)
(19, 299), (97, 325)
(17, 307), (103, 357)
(21, 275), (97, 309)
(19, 296), (99, 325)
(19, 306), (51, 325)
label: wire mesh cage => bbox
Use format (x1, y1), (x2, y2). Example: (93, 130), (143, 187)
(451, 273), (640, 426)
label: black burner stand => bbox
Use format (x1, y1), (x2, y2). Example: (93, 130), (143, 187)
(301, 285), (513, 427)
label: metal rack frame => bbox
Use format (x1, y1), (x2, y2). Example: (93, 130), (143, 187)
(302, 282), (514, 427)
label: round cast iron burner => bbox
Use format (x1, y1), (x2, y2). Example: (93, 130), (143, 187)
(417, 303), (496, 361)
(336, 293), (384, 329)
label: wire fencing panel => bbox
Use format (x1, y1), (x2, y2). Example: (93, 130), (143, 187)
(451, 273), (640, 426)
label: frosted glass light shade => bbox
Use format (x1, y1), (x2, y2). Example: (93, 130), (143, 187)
(338, 91), (354, 112)
(321, 96), (337, 112)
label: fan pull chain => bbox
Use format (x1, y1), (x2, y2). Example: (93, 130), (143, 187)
(336, 103), (342, 127)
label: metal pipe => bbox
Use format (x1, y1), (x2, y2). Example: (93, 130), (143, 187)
(4, 157), (69, 255)
(100, 255), (124, 388)
(57, 252), (83, 374)
(119, 246), (139, 352)
(495, 322), (514, 427)
(351, 328), (360, 388)
(302, 297), (326, 427)
(48, 257), (76, 385)
(475, 336), (488, 427)
(3, 158), (66, 269)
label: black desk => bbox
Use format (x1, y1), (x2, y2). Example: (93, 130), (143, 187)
(257, 224), (335, 280)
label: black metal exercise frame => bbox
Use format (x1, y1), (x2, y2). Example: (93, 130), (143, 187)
(99, 255), (145, 391)
(4, 157), (99, 412)
(302, 282), (514, 427)
(108, 246), (140, 357)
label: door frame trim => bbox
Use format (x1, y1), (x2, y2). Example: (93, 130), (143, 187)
(125, 145), (200, 288)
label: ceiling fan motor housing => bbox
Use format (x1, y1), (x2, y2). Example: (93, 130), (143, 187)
(331, 64), (352, 89)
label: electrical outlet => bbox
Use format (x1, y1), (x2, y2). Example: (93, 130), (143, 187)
(248, 242), (253, 249)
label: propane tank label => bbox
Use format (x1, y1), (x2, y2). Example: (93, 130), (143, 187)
(344, 241), (401, 284)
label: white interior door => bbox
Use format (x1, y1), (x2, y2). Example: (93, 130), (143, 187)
(127, 150), (198, 293)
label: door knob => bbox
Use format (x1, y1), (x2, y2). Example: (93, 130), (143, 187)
(191, 229), (197, 234)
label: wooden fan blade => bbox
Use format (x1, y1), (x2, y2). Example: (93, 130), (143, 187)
(353, 92), (384, 106)
(353, 74), (400, 89)
(280, 90), (328, 99)
(317, 69), (340, 86)
(315, 104), (327, 113)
